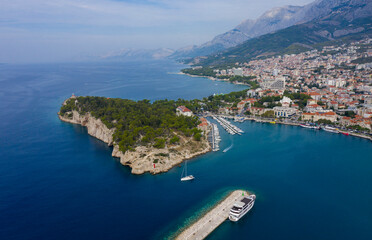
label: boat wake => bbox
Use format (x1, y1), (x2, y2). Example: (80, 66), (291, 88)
(223, 144), (233, 153)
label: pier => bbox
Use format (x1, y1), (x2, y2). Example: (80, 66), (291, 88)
(210, 123), (220, 151)
(211, 115), (244, 135)
(176, 190), (250, 240)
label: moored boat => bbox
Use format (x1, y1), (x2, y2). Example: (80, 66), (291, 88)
(300, 124), (320, 130)
(229, 194), (256, 222)
(322, 126), (339, 133)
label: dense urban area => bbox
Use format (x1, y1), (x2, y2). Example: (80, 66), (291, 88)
(181, 38), (372, 138)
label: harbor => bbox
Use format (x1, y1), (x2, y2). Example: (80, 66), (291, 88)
(210, 123), (221, 152)
(176, 190), (250, 240)
(211, 114), (244, 135)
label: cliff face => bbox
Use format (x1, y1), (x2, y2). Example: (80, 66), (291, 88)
(112, 141), (210, 175)
(59, 110), (114, 145)
(59, 110), (211, 175)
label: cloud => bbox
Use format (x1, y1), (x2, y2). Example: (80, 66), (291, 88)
(0, 0), (314, 62)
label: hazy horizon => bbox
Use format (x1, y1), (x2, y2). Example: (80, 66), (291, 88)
(0, 0), (313, 63)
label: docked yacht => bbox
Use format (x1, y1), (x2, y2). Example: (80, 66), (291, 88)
(322, 126), (339, 133)
(300, 124), (320, 130)
(229, 194), (256, 222)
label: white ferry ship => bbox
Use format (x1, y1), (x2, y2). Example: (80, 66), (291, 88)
(229, 194), (256, 222)
(322, 126), (339, 133)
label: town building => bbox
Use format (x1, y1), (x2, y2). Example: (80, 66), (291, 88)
(273, 107), (298, 118)
(176, 106), (193, 117)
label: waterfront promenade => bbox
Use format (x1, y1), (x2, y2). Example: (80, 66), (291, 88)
(208, 113), (372, 141)
(176, 190), (249, 240)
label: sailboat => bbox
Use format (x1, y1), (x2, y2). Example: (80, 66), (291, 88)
(180, 161), (194, 181)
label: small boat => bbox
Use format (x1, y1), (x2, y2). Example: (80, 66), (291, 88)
(229, 194), (256, 222)
(180, 161), (194, 181)
(270, 121), (276, 124)
(322, 126), (339, 133)
(341, 132), (350, 136)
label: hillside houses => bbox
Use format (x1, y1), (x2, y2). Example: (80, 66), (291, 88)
(212, 38), (372, 132)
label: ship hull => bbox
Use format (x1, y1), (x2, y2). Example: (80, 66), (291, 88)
(300, 124), (320, 130)
(181, 175), (194, 181)
(229, 195), (256, 222)
(229, 203), (254, 222)
(322, 127), (339, 133)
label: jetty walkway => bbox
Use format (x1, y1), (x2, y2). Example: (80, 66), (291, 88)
(210, 123), (220, 151)
(176, 190), (249, 240)
(211, 115), (244, 135)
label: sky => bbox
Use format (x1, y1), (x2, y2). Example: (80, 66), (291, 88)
(0, 0), (314, 63)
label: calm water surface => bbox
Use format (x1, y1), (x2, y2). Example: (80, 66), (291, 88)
(0, 60), (371, 240)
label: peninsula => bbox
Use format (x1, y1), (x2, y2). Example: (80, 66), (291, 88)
(59, 96), (210, 174)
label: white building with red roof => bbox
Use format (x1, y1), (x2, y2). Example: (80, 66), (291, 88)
(176, 106), (193, 117)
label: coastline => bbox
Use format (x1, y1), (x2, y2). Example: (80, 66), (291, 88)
(223, 115), (372, 141)
(179, 69), (371, 142)
(59, 110), (212, 175)
(178, 72), (250, 86)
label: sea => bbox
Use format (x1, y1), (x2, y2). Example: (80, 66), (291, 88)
(0, 60), (371, 240)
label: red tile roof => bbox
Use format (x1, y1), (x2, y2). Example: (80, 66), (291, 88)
(177, 106), (191, 112)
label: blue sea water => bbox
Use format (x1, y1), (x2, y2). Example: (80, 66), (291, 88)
(0, 60), (371, 240)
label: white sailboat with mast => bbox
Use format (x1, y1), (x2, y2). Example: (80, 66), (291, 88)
(180, 161), (194, 181)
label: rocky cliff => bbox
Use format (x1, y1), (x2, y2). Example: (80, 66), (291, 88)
(59, 110), (114, 145)
(59, 110), (211, 175)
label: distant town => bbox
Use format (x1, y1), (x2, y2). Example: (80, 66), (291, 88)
(182, 38), (372, 139)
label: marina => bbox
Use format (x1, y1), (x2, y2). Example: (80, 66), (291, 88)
(210, 123), (221, 152)
(211, 115), (244, 135)
(176, 190), (251, 240)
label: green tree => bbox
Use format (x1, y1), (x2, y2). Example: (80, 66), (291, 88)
(193, 133), (202, 141)
(153, 138), (166, 149)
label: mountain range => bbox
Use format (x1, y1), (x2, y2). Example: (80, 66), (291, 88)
(100, 48), (174, 61)
(102, 0), (372, 63)
(172, 0), (372, 61)
(189, 0), (372, 66)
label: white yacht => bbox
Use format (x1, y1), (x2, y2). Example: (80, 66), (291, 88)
(322, 126), (339, 133)
(300, 124), (320, 130)
(229, 194), (256, 222)
(180, 161), (194, 181)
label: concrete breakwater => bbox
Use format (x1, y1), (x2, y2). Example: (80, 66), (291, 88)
(176, 190), (250, 240)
